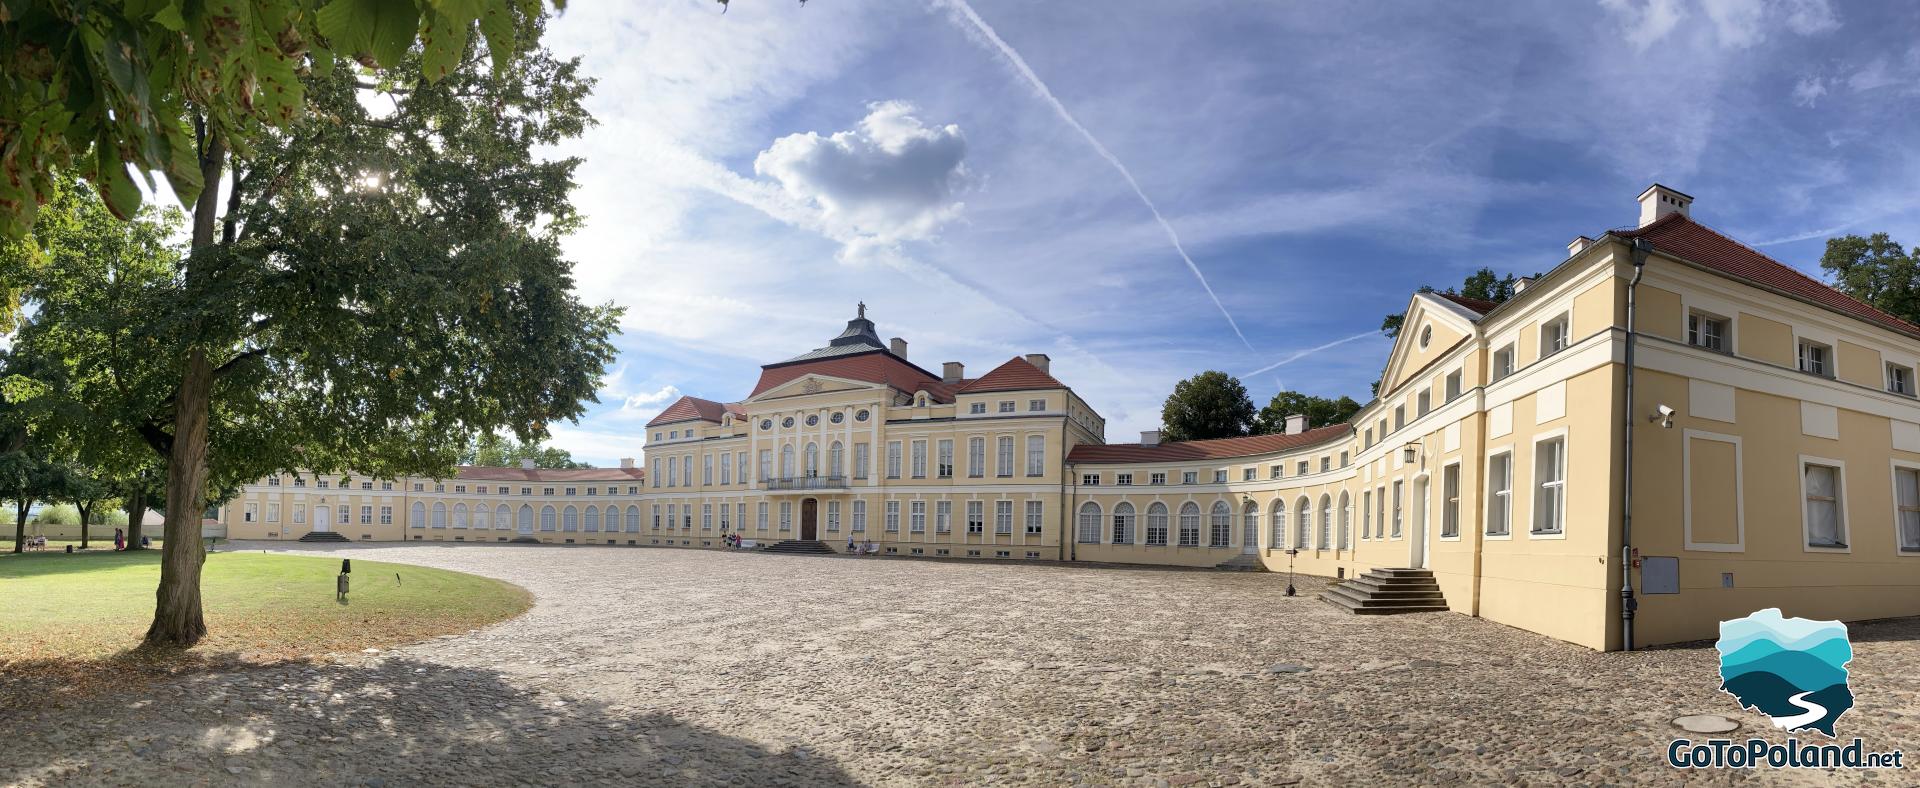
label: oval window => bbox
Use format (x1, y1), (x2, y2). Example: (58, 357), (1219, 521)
(782, 417), (795, 428)
(1419, 325), (1432, 349)
(855, 409), (870, 422)
(805, 414), (819, 426)
(759, 419), (773, 431)
(830, 412), (845, 424)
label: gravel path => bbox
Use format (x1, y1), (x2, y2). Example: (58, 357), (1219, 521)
(4, 543), (1917, 786)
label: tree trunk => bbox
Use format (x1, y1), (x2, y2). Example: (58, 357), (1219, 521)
(11, 502), (23, 554)
(78, 502), (91, 549)
(124, 488), (147, 549)
(145, 350), (215, 647)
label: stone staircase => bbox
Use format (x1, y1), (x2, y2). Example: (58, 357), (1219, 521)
(762, 539), (837, 555)
(1213, 554), (1267, 572)
(1321, 568), (1449, 614)
(296, 531), (351, 543)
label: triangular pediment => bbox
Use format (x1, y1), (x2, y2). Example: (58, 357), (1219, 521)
(747, 373), (883, 402)
(1379, 292), (1481, 396)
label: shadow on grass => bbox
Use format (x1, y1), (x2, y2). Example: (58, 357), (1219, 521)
(0, 654), (858, 786)
(0, 547), (167, 578)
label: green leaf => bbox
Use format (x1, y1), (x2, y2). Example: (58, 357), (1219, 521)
(93, 144), (142, 220)
(315, 0), (376, 56)
(369, 1), (422, 67)
(158, 117), (202, 209)
(419, 10), (469, 83)
(476, 1), (515, 74)
(151, 1), (186, 32)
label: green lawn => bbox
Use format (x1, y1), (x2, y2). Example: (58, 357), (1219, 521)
(0, 550), (530, 665)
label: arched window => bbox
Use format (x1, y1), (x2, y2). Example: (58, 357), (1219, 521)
(805, 442), (819, 477)
(1146, 502), (1169, 546)
(540, 505), (556, 531)
(1077, 501), (1102, 544)
(1112, 502), (1135, 544)
(1319, 494), (1333, 549)
(829, 441), (844, 478)
(1243, 500), (1260, 550)
(563, 505), (579, 532)
(584, 505), (600, 532)
(1338, 492), (1351, 549)
(1178, 502), (1201, 547)
(431, 502), (447, 529)
(626, 505), (640, 532)
(1209, 500), (1232, 547)
(452, 503), (468, 529)
(1270, 500), (1286, 549)
(475, 503), (490, 530)
(496, 505), (511, 531)
(411, 501), (426, 529)
(1295, 497), (1312, 548)
(518, 504), (533, 532)
(780, 444), (795, 478)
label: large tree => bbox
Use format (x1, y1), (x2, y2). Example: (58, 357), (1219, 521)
(1255, 391), (1362, 434)
(6, 9), (617, 647)
(1820, 233), (1920, 326)
(1160, 371), (1257, 442)
(464, 433), (590, 469)
(1380, 267), (1522, 339)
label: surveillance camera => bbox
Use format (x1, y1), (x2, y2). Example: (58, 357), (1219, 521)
(1650, 404), (1675, 429)
(1656, 404), (1675, 418)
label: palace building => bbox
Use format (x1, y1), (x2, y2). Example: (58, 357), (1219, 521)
(222, 185), (1920, 651)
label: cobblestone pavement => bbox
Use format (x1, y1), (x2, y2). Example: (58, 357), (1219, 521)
(5, 543), (1918, 786)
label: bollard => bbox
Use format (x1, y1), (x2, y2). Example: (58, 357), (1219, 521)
(336, 572), (350, 601)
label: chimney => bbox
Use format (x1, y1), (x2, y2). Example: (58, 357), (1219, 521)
(1514, 276), (1536, 294)
(1284, 414), (1307, 435)
(1023, 353), (1051, 375)
(519, 458), (536, 470)
(1637, 183), (1692, 228)
(1139, 430), (1161, 446)
(942, 361), (964, 384)
(619, 457), (635, 469)
(1567, 236), (1593, 257)
(889, 337), (907, 358)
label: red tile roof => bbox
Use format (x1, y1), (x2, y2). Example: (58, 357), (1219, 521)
(646, 395), (731, 427)
(1432, 292), (1499, 316)
(1067, 425), (1351, 464)
(750, 350), (944, 399)
(956, 357), (1066, 394)
(1618, 213), (1920, 338)
(451, 466), (647, 483)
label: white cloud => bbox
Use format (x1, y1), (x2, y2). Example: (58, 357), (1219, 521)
(1602, 0), (1838, 51)
(1792, 75), (1828, 106)
(623, 384), (682, 411)
(1600, 0), (1687, 50)
(754, 100), (971, 246)
(1778, 0), (1840, 35)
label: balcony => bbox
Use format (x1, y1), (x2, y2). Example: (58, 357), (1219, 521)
(761, 475), (851, 492)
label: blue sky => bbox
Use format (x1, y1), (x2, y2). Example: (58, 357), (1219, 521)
(537, 0), (1920, 465)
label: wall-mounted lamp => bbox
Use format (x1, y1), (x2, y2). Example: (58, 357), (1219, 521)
(1401, 442), (1423, 464)
(1649, 404), (1675, 429)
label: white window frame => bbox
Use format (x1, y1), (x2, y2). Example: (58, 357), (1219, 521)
(1025, 500), (1044, 535)
(1892, 460), (1920, 555)
(995, 500), (1013, 534)
(1688, 310), (1731, 354)
(1485, 447), (1513, 539)
(1799, 455), (1850, 553)
(968, 437), (985, 478)
(1529, 429), (1569, 539)
(1540, 312), (1570, 357)
(1797, 338), (1833, 378)
(1681, 429), (1745, 552)
(1439, 461), (1461, 540)
(1492, 343), (1515, 381)
(1889, 362), (1916, 397)
(910, 499), (926, 533)
(885, 500), (900, 533)
(1077, 501), (1101, 544)
(910, 439), (927, 479)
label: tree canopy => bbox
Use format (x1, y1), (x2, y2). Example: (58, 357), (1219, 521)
(464, 434), (591, 469)
(1820, 233), (1920, 327)
(1160, 371), (1257, 442)
(1380, 267), (1522, 338)
(1255, 391), (1362, 434)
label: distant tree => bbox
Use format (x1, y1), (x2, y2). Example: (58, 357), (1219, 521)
(464, 434), (592, 469)
(63, 466), (118, 549)
(1160, 371), (1257, 442)
(1820, 233), (1920, 326)
(1255, 391), (1363, 434)
(0, 447), (65, 553)
(35, 503), (79, 525)
(1381, 267), (1522, 338)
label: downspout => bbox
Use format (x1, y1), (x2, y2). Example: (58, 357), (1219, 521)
(1062, 418), (1074, 563)
(1620, 237), (1652, 651)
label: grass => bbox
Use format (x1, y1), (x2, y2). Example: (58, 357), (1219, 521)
(1, 539), (166, 553)
(0, 550), (530, 667)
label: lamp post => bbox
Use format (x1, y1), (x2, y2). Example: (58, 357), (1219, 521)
(1285, 549), (1297, 596)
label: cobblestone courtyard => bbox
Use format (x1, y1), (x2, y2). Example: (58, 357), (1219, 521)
(5, 544), (1917, 786)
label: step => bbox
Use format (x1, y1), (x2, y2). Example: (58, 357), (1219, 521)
(1324, 584), (1446, 607)
(1369, 567), (1435, 578)
(1213, 555), (1267, 572)
(1320, 593), (1451, 615)
(1357, 572), (1440, 587)
(1339, 581), (1444, 599)
(1348, 576), (1443, 594)
(296, 531), (351, 543)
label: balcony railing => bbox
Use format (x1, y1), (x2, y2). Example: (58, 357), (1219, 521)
(761, 475), (850, 491)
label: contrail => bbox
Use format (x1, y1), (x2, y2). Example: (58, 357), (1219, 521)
(935, 0), (1254, 350)
(1240, 331), (1378, 377)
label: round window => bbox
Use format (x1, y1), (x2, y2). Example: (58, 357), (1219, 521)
(855, 409), (870, 422)
(759, 419), (773, 431)
(782, 417), (795, 428)
(1419, 325), (1432, 349)
(805, 414), (819, 426)
(830, 412), (845, 424)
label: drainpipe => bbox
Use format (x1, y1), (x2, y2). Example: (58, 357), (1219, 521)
(1621, 237), (1652, 651)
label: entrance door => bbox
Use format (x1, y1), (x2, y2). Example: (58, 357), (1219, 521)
(800, 498), (818, 540)
(314, 506), (331, 532)
(1241, 506), (1258, 555)
(1409, 477), (1429, 569)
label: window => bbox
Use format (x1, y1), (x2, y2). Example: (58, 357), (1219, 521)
(1213, 469), (1227, 484)
(885, 501), (900, 533)
(1798, 339), (1832, 377)
(779, 445), (794, 478)
(970, 402), (986, 414)
(1269, 502), (1286, 548)
(1246, 501), (1262, 549)
(319, 480), (330, 489)
(1082, 474), (1101, 486)
(910, 440), (926, 479)
(733, 503), (745, 533)
(998, 401), (1015, 413)
(1295, 461), (1308, 476)
(265, 503), (280, 523)
(1897, 467), (1920, 553)
(1492, 344), (1515, 380)
(653, 506), (662, 530)
(780, 501), (792, 532)
(1417, 390), (1431, 417)
(1541, 313), (1570, 357)
(1025, 435), (1045, 476)
(267, 477), (280, 486)
(451, 503), (468, 529)
(1116, 473), (1132, 486)
(910, 500), (926, 533)
(1294, 498), (1311, 548)
(432, 502), (448, 529)
(699, 504), (710, 531)
(828, 442), (843, 478)
(1182, 471), (1197, 485)
(757, 502), (769, 530)
(1209, 501), (1231, 547)
(758, 450), (772, 482)
(244, 503), (257, 523)
(1688, 311), (1729, 352)
(826, 501), (841, 532)
(1802, 461), (1846, 548)
(540, 505), (555, 532)
(1487, 452), (1512, 536)
(1270, 464), (1283, 479)
(1419, 324), (1432, 348)
(718, 504), (729, 531)
(1177, 503), (1201, 547)
(967, 501), (984, 534)
(1340, 451), (1350, 467)
(1890, 363), (1915, 396)
(887, 441), (903, 479)
(380, 506), (393, 525)
(968, 438), (985, 478)
(720, 454), (732, 485)
(1394, 406), (1405, 430)
(854, 444), (870, 479)
(1028, 399), (1046, 412)
(995, 500), (1013, 534)
(937, 439), (953, 479)
(996, 437), (1014, 477)
(1078, 502), (1101, 543)
(1533, 436), (1566, 534)
(1146, 503), (1169, 546)
(1390, 481), (1403, 538)
(666, 504), (678, 531)
(805, 443), (818, 477)
(1362, 490), (1372, 539)
(1440, 464), (1461, 538)
(1319, 457), (1330, 473)
(935, 501), (951, 533)
(1319, 495), (1333, 549)
(1445, 370), (1462, 402)
(738, 453), (749, 485)
(1112, 502), (1134, 544)
(851, 501), (866, 532)
(1149, 472), (1167, 486)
